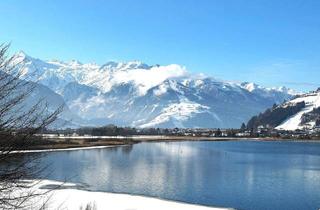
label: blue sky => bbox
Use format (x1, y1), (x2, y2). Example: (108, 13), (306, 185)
(1, 0), (320, 91)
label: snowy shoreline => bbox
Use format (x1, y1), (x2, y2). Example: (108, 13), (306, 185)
(11, 145), (124, 153)
(18, 179), (232, 210)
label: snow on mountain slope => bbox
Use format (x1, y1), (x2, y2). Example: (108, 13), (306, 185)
(139, 99), (211, 128)
(0, 70), (85, 128)
(276, 90), (320, 130)
(10, 52), (295, 128)
(30, 83), (88, 128)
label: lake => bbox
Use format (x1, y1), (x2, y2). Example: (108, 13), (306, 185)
(33, 140), (320, 210)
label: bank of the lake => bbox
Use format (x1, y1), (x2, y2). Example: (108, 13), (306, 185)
(20, 135), (320, 152)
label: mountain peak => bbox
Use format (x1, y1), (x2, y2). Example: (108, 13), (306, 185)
(16, 50), (27, 56)
(241, 82), (259, 92)
(125, 60), (150, 69)
(12, 50), (34, 64)
(276, 86), (298, 95)
(15, 50), (30, 60)
(101, 60), (151, 71)
(68, 59), (83, 66)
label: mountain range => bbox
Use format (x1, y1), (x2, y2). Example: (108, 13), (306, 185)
(10, 51), (295, 129)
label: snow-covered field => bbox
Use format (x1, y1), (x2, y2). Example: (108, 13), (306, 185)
(17, 180), (230, 210)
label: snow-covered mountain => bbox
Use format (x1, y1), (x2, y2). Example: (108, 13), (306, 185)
(11, 51), (295, 128)
(246, 88), (320, 131)
(276, 89), (320, 130)
(0, 70), (84, 128)
(26, 82), (86, 128)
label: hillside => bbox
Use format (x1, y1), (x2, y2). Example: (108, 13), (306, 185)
(247, 89), (320, 131)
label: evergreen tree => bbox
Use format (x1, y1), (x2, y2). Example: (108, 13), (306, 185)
(215, 128), (222, 137)
(240, 123), (246, 131)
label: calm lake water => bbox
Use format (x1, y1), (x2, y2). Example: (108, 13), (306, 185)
(34, 140), (320, 210)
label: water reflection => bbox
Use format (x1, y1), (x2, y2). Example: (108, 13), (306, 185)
(121, 144), (133, 154)
(31, 141), (320, 210)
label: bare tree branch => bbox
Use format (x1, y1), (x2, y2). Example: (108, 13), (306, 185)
(0, 43), (62, 209)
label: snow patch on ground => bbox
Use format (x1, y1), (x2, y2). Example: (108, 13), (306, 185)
(11, 145), (118, 154)
(17, 180), (229, 210)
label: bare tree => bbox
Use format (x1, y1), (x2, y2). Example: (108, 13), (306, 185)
(0, 44), (62, 209)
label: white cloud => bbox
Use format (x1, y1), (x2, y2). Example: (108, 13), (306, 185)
(112, 64), (187, 95)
